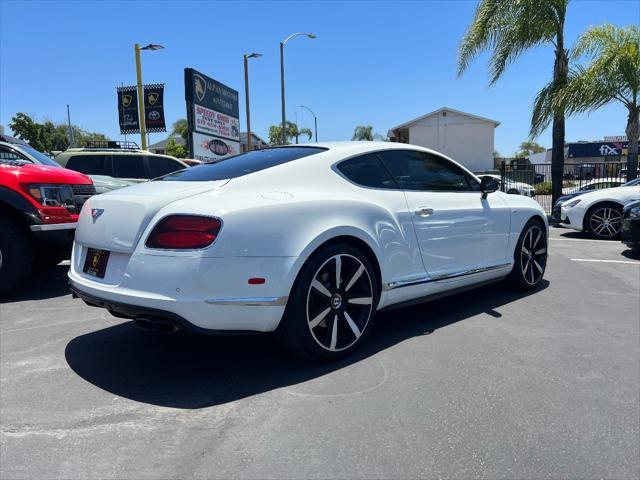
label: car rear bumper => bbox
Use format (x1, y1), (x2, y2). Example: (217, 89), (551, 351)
(68, 243), (297, 332)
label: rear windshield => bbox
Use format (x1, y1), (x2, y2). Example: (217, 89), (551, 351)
(159, 147), (327, 182)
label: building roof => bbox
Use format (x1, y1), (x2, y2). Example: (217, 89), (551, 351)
(239, 131), (268, 146)
(148, 135), (185, 150)
(389, 107), (501, 133)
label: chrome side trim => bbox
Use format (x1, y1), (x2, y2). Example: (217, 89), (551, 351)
(30, 222), (77, 232)
(205, 296), (289, 306)
(382, 274), (430, 291)
(383, 263), (512, 291)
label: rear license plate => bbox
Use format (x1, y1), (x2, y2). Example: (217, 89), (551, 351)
(83, 248), (110, 278)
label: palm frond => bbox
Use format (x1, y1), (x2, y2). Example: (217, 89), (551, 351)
(458, 0), (568, 84)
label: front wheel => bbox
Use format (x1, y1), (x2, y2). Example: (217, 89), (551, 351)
(508, 219), (547, 290)
(586, 202), (623, 240)
(278, 244), (379, 361)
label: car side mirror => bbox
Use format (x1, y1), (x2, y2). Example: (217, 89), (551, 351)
(480, 176), (500, 199)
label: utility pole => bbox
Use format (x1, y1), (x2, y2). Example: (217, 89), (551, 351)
(66, 104), (74, 147)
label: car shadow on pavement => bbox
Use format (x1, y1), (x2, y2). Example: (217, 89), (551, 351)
(1, 265), (71, 303)
(621, 248), (640, 260)
(65, 280), (548, 409)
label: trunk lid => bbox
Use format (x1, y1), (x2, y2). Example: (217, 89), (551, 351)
(75, 180), (228, 253)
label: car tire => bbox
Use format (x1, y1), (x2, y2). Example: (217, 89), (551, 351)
(585, 202), (623, 240)
(277, 243), (379, 361)
(0, 219), (34, 297)
(508, 218), (547, 291)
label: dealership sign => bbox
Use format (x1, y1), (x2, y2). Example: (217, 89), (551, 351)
(117, 84), (166, 134)
(117, 85), (140, 134)
(184, 68), (240, 161)
(192, 132), (240, 162)
(194, 104), (240, 141)
(143, 84), (166, 132)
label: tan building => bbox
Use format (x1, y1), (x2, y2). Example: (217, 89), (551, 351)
(388, 107), (500, 172)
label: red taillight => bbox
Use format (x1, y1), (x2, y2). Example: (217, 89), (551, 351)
(146, 215), (222, 249)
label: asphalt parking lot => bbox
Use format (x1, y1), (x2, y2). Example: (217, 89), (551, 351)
(1, 227), (638, 479)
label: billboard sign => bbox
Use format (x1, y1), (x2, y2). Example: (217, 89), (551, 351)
(143, 84), (166, 132)
(568, 141), (629, 158)
(117, 85), (140, 134)
(192, 132), (240, 163)
(185, 68), (240, 161)
(194, 104), (240, 141)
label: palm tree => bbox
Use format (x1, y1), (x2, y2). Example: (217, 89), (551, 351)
(170, 118), (189, 143)
(352, 125), (374, 141)
(458, 0), (570, 206)
(267, 121), (312, 145)
(533, 25), (639, 180)
(289, 123), (313, 144)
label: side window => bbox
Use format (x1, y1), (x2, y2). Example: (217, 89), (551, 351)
(113, 155), (146, 179)
(378, 150), (472, 191)
(148, 156), (186, 178)
(583, 184), (595, 190)
(66, 155), (110, 175)
(336, 153), (397, 189)
(0, 146), (29, 162)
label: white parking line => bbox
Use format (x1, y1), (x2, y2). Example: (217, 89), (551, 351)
(570, 258), (640, 265)
(550, 238), (618, 244)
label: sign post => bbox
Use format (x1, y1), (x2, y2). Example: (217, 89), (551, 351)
(184, 68), (240, 162)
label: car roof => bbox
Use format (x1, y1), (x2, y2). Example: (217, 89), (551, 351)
(56, 149), (186, 162)
(0, 135), (28, 146)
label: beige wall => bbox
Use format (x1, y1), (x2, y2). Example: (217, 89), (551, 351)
(407, 111), (495, 172)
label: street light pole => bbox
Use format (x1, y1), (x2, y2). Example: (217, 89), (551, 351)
(300, 104), (318, 142)
(134, 44), (146, 150)
(280, 32), (316, 145)
(244, 53), (262, 151)
(134, 43), (164, 150)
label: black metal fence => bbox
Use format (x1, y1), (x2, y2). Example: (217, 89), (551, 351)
(500, 161), (628, 216)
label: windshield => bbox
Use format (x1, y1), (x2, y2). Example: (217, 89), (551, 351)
(19, 145), (62, 168)
(624, 178), (640, 186)
(159, 147), (327, 182)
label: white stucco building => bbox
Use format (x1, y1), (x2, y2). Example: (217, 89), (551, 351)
(388, 107), (500, 172)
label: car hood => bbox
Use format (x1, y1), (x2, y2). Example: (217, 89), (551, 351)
(0, 162), (92, 184)
(75, 179), (229, 253)
(90, 175), (138, 191)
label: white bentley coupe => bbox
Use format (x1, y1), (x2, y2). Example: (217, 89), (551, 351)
(69, 143), (548, 360)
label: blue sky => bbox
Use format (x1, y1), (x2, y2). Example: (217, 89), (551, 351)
(1, 0), (638, 155)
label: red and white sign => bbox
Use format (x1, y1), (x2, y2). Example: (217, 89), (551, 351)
(192, 132), (239, 163)
(194, 104), (240, 141)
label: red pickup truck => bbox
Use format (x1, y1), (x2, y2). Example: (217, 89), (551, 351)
(0, 138), (95, 296)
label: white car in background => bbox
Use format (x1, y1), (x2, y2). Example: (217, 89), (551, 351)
(560, 184), (640, 239)
(478, 174), (535, 197)
(69, 142), (547, 361)
(562, 177), (625, 195)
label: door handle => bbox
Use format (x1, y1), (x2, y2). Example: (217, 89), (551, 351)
(414, 207), (434, 217)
